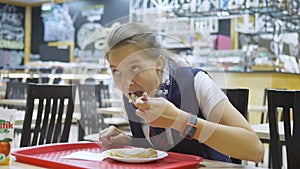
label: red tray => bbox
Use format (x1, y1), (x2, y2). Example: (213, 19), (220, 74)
(12, 142), (203, 169)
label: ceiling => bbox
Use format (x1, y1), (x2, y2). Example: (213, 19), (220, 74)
(10, 0), (50, 3)
(2, 0), (59, 6)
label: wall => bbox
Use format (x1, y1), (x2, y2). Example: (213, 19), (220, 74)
(210, 71), (300, 106)
(31, 0), (129, 62)
(0, 3), (25, 68)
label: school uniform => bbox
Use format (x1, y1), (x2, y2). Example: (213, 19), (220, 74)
(123, 62), (231, 163)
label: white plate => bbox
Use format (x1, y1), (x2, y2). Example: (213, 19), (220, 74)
(105, 149), (168, 163)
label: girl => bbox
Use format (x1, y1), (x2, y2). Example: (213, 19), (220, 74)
(99, 22), (264, 163)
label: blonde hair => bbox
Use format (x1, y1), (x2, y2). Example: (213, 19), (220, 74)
(105, 22), (188, 66)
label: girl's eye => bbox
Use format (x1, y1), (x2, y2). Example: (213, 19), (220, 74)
(112, 69), (121, 76)
(131, 65), (141, 72)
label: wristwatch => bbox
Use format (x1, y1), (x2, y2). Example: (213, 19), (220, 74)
(180, 114), (198, 140)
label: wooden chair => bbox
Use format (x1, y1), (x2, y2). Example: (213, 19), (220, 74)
(98, 81), (111, 108)
(26, 78), (39, 83)
(222, 88), (249, 120)
(267, 89), (300, 169)
(292, 91), (300, 168)
(78, 84), (129, 141)
(53, 77), (62, 84)
(261, 88), (286, 123)
(260, 88), (286, 168)
(222, 88), (249, 164)
(77, 84), (109, 141)
(3, 81), (28, 110)
(84, 78), (97, 84)
(20, 84), (76, 147)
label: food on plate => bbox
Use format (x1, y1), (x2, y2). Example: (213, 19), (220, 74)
(129, 93), (139, 103)
(109, 148), (158, 158)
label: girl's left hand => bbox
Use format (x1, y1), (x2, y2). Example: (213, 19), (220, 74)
(134, 92), (185, 128)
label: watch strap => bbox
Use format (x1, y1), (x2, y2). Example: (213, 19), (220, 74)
(180, 113), (198, 140)
(189, 114), (197, 125)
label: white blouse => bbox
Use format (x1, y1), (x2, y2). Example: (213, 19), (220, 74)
(142, 70), (227, 147)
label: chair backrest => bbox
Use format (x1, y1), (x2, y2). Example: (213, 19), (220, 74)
(26, 78), (39, 83)
(98, 82), (111, 108)
(78, 84), (105, 141)
(221, 88), (249, 164)
(293, 91), (300, 168)
(84, 78), (97, 84)
(4, 81), (28, 110)
(261, 88), (286, 123)
(20, 84), (76, 147)
(222, 88), (249, 120)
(53, 77), (62, 84)
(267, 89), (300, 169)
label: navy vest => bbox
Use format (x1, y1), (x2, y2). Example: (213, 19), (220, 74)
(123, 63), (231, 163)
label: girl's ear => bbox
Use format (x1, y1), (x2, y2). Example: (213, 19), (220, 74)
(156, 55), (164, 69)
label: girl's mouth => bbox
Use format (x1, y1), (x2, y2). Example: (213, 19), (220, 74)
(128, 91), (144, 103)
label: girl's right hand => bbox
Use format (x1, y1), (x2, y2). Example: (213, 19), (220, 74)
(99, 126), (132, 149)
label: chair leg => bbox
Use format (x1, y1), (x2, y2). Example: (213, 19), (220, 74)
(77, 122), (85, 141)
(268, 143), (284, 169)
(279, 144), (283, 168)
(230, 157), (242, 164)
(268, 146), (271, 168)
(260, 112), (265, 124)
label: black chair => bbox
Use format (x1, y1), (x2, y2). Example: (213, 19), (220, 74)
(98, 82), (111, 108)
(41, 77), (50, 83)
(222, 88), (249, 120)
(52, 67), (63, 84)
(261, 88), (286, 124)
(77, 84), (109, 141)
(84, 78), (97, 84)
(259, 88), (286, 168)
(267, 89), (300, 169)
(53, 77), (62, 84)
(3, 81), (28, 110)
(26, 78), (39, 83)
(3, 81), (28, 136)
(20, 84), (76, 147)
(222, 88), (249, 164)
(292, 91), (300, 168)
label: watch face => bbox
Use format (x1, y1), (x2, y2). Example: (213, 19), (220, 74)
(183, 124), (197, 139)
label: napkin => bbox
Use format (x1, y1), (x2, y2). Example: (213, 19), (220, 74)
(61, 150), (109, 161)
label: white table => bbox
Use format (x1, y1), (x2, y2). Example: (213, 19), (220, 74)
(0, 98), (81, 112)
(251, 121), (288, 141)
(97, 107), (124, 115)
(102, 98), (122, 105)
(0, 99), (26, 107)
(248, 105), (267, 112)
(83, 129), (132, 142)
(14, 110), (80, 126)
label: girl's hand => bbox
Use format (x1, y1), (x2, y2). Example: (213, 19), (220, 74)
(134, 92), (188, 129)
(99, 126), (132, 149)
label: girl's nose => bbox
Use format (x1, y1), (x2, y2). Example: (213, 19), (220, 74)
(122, 78), (134, 88)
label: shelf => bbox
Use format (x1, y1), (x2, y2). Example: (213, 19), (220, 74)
(130, 0), (300, 34)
